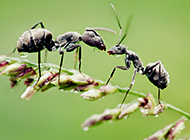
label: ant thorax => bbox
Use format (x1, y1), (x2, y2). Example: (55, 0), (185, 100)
(55, 32), (82, 48)
(125, 50), (143, 72)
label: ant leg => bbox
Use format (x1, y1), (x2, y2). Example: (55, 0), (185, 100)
(31, 21), (45, 29)
(105, 66), (130, 86)
(74, 47), (78, 69)
(57, 43), (69, 82)
(77, 45), (82, 74)
(33, 50), (42, 88)
(158, 88), (162, 107)
(157, 61), (163, 107)
(28, 30), (42, 88)
(85, 28), (100, 36)
(40, 31), (48, 63)
(37, 51), (42, 78)
(44, 49), (48, 63)
(58, 52), (64, 85)
(65, 44), (83, 75)
(120, 68), (137, 108)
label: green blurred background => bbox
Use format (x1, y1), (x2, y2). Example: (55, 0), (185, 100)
(0, 0), (190, 139)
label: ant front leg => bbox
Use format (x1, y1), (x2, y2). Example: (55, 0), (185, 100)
(105, 66), (130, 86)
(65, 44), (83, 75)
(104, 59), (132, 86)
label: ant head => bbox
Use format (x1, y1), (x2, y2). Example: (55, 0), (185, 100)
(108, 4), (133, 55)
(107, 44), (127, 55)
(81, 29), (106, 51)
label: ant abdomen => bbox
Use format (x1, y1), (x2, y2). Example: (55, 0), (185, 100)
(144, 61), (169, 90)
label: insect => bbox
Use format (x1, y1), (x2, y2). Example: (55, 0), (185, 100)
(104, 4), (169, 108)
(8, 21), (55, 88)
(54, 27), (116, 83)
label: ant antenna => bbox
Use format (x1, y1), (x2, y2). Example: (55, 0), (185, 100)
(110, 3), (133, 46)
(110, 3), (122, 45)
(118, 15), (133, 45)
(86, 27), (116, 34)
(118, 34), (126, 45)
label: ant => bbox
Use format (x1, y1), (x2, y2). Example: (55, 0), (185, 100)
(54, 27), (116, 83)
(104, 4), (170, 108)
(8, 21), (55, 88)
(8, 21), (116, 88)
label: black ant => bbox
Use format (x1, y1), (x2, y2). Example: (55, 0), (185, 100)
(54, 27), (116, 83)
(8, 21), (55, 88)
(104, 4), (169, 108)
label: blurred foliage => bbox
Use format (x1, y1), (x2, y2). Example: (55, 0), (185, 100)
(0, 0), (190, 140)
